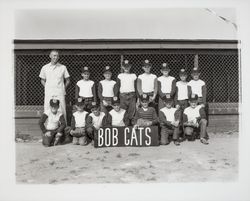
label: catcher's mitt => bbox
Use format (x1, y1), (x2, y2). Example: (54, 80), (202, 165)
(136, 118), (152, 127)
(71, 128), (85, 137)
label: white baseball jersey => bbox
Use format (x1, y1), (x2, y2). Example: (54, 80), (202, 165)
(158, 76), (175, 94)
(77, 80), (94, 98)
(183, 105), (203, 123)
(89, 112), (105, 129)
(118, 73), (137, 93)
(160, 107), (177, 122)
(188, 80), (205, 97)
(109, 109), (126, 126)
(138, 73), (157, 93)
(44, 110), (63, 130)
(176, 81), (188, 100)
(73, 111), (88, 127)
(100, 80), (116, 97)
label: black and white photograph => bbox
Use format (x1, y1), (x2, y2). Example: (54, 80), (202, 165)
(1, 0), (250, 201)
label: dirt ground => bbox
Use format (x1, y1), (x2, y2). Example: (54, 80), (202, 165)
(15, 132), (238, 184)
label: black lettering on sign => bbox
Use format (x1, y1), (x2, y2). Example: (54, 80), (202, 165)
(94, 126), (159, 148)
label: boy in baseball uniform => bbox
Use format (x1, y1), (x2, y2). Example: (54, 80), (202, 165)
(116, 60), (137, 125)
(75, 66), (97, 113)
(188, 67), (208, 121)
(86, 103), (106, 145)
(98, 66), (118, 114)
(183, 94), (209, 145)
(65, 97), (89, 146)
(133, 94), (158, 128)
(103, 96), (130, 127)
(175, 68), (189, 140)
(158, 63), (176, 111)
(39, 98), (66, 147)
(137, 60), (158, 111)
(159, 94), (181, 146)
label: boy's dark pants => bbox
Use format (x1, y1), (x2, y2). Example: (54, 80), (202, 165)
(160, 125), (179, 145)
(197, 98), (209, 124)
(81, 97), (94, 113)
(177, 99), (189, 138)
(184, 119), (208, 139)
(119, 92), (136, 124)
(42, 130), (63, 147)
(100, 97), (113, 114)
(86, 126), (97, 141)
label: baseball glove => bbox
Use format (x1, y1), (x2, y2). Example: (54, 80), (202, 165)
(136, 118), (152, 127)
(71, 128), (85, 137)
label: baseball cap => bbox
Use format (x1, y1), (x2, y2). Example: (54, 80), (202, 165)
(75, 97), (84, 106)
(161, 63), (170, 71)
(50, 98), (60, 107)
(191, 67), (200, 74)
(103, 66), (112, 74)
(179, 68), (187, 76)
(112, 96), (120, 105)
(142, 59), (152, 68)
(122, 60), (131, 68)
(140, 94), (149, 102)
(163, 93), (173, 103)
(189, 94), (198, 101)
(81, 66), (90, 73)
(91, 102), (99, 111)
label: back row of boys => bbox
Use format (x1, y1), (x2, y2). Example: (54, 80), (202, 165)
(39, 59), (209, 148)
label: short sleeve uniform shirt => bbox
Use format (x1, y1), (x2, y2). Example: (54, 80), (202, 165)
(39, 63), (70, 96)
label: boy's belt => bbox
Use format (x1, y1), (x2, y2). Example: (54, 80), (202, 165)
(143, 92), (154, 96)
(120, 92), (135, 95)
(80, 97), (93, 101)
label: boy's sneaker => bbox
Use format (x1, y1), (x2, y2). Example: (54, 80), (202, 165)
(53, 137), (60, 146)
(174, 140), (180, 146)
(200, 138), (209, 145)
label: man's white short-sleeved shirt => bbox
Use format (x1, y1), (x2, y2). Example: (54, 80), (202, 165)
(39, 62), (70, 96)
(138, 73), (157, 93)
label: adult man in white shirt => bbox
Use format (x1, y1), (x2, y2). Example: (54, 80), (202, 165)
(39, 50), (70, 121)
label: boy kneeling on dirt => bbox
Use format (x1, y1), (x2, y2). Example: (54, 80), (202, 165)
(103, 96), (130, 127)
(39, 98), (66, 147)
(159, 93), (181, 146)
(65, 98), (89, 146)
(86, 103), (106, 145)
(183, 94), (209, 145)
(132, 93), (158, 128)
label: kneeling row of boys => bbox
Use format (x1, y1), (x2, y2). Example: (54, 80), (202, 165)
(39, 93), (209, 147)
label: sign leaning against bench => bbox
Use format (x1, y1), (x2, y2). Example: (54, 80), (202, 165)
(94, 126), (159, 148)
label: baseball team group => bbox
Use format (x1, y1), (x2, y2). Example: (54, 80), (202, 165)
(38, 50), (209, 147)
